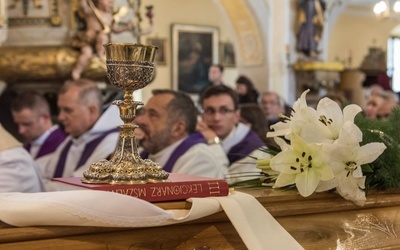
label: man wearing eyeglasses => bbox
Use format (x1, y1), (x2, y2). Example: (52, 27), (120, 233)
(197, 85), (266, 182)
(135, 89), (228, 178)
(260, 91), (287, 126)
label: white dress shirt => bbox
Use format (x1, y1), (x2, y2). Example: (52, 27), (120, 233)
(148, 136), (228, 178)
(0, 123), (44, 192)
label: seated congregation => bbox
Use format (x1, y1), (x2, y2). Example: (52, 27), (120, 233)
(4, 69), (399, 193)
(1, 79), (272, 192)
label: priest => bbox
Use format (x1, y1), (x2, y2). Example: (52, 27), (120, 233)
(0, 123), (44, 192)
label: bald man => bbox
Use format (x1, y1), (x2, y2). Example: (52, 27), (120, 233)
(39, 79), (120, 190)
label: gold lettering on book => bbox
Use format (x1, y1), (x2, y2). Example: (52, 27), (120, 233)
(111, 188), (147, 198)
(96, 181), (225, 199)
(150, 184), (203, 197)
(207, 181), (222, 195)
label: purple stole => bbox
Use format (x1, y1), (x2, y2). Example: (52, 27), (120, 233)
(227, 130), (265, 164)
(35, 127), (67, 159)
(24, 127), (67, 159)
(23, 143), (31, 152)
(53, 127), (119, 178)
(140, 132), (206, 172)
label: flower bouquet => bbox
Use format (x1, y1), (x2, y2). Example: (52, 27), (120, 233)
(255, 90), (391, 206)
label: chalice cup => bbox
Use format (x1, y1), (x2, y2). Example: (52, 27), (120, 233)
(82, 43), (169, 184)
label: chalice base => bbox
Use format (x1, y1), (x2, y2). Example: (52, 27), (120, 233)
(82, 124), (169, 184)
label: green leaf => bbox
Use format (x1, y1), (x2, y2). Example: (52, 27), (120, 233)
(361, 164), (373, 173)
(355, 108), (400, 190)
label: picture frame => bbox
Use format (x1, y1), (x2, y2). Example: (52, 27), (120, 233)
(146, 38), (167, 65)
(7, 0), (61, 26)
(172, 24), (219, 93)
(220, 42), (236, 67)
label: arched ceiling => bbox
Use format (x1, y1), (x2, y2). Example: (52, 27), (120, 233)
(219, 0), (264, 66)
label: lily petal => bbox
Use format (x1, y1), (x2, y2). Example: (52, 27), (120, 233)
(355, 142), (386, 165)
(336, 121), (363, 146)
(335, 171), (366, 206)
(295, 168), (320, 197)
(343, 104), (362, 122)
(316, 178), (337, 192)
(317, 97), (344, 135)
(274, 137), (290, 151)
(274, 173), (296, 187)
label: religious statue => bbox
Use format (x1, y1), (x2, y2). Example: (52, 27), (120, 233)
(71, 0), (154, 80)
(296, 0), (326, 59)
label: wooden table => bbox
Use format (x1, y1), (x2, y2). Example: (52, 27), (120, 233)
(1, 187), (400, 249)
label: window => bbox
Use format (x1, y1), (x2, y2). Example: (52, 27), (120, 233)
(387, 37), (400, 92)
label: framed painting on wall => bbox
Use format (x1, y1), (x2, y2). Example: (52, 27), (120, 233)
(172, 24), (219, 93)
(220, 42), (236, 67)
(146, 38), (167, 65)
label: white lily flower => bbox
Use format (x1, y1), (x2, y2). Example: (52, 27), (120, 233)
(268, 89), (317, 140)
(321, 142), (386, 206)
(329, 142), (386, 175)
(256, 137), (289, 175)
(270, 133), (334, 197)
(259, 89), (388, 206)
(317, 164), (367, 206)
(335, 172), (366, 206)
(295, 97), (363, 144)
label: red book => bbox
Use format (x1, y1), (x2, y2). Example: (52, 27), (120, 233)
(52, 173), (229, 203)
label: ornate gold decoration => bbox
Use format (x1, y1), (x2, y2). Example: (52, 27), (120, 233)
(8, 0), (61, 26)
(50, 15), (61, 26)
(294, 61), (345, 71)
(82, 43), (169, 184)
(0, 46), (106, 82)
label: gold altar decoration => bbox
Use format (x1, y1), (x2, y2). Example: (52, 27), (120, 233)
(294, 61), (345, 106)
(82, 43), (169, 184)
(293, 61), (344, 71)
(8, 0), (61, 26)
(294, 61), (344, 91)
(0, 46), (106, 82)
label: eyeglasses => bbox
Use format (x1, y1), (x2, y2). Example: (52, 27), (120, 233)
(261, 101), (279, 106)
(201, 107), (236, 116)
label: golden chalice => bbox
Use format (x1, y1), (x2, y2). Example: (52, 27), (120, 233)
(82, 43), (169, 184)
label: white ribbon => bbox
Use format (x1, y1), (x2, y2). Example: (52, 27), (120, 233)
(0, 190), (303, 249)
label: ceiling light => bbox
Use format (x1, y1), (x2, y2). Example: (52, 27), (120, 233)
(373, 0), (400, 17)
(373, 0), (388, 15)
(394, 0), (400, 12)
